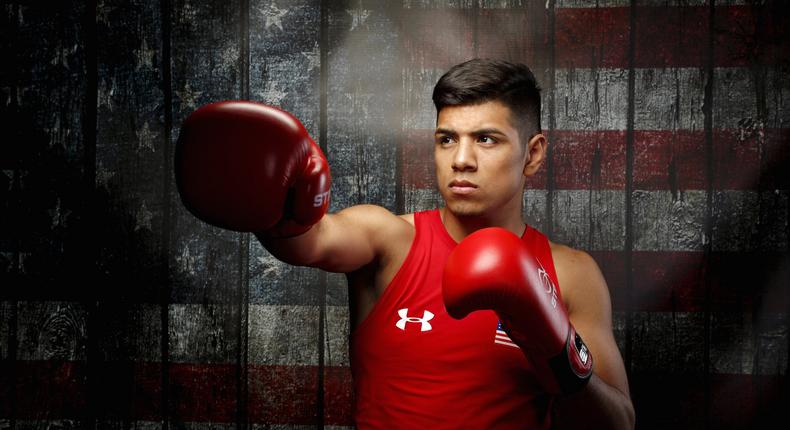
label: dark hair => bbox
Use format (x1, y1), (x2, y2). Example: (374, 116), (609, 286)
(432, 58), (542, 141)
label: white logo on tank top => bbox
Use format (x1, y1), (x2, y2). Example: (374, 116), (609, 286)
(396, 308), (434, 332)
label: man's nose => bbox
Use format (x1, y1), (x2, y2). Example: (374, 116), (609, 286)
(452, 140), (477, 172)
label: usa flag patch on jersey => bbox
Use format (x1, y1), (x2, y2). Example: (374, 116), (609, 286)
(494, 320), (520, 348)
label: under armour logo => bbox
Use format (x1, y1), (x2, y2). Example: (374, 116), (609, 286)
(396, 308), (434, 332)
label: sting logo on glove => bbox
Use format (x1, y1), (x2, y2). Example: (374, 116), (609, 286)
(313, 190), (330, 208)
(536, 259), (558, 309)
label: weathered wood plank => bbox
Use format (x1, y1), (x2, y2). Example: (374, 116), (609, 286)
(551, 68), (628, 250)
(93, 0), (167, 303)
(0, 1), (91, 298)
(168, 0), (243, 304)
(93, 304), (163, 420)
(91, 0), (168, 421)
(167, 0), (244, 423)
(247, 0), (325, 308)
(707, 6), (790, 422)
(14, 302), (88, 418)
(326, 0), (400, 212)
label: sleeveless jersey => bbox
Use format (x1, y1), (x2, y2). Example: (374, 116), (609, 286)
(350, 209), (562, 429)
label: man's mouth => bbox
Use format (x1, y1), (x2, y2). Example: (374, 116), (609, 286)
(449, 179), (478, 195)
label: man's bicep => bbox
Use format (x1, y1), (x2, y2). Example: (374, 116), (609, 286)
(311, 205), (392, 272)
(566, 252), (630, 397)
(257, 204), (387, 273)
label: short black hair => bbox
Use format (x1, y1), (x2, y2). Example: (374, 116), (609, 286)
(432, 58), (542, 142)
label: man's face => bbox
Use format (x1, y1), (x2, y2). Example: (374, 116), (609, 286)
(434, 100), (531, 218)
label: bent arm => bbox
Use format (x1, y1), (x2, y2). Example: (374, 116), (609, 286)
(553, 249), (635, 430)
(256, 204), (404, 273)
(552, 373), (634, 430)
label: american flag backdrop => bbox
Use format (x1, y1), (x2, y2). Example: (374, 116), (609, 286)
(1, 0), (788, 429)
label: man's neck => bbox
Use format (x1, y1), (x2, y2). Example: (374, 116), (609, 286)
(439, 206), (526, 243)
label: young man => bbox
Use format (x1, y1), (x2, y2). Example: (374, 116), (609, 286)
(176, 59), (634, 429)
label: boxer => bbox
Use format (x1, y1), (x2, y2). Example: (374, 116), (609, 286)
(176, 58), (634, 429)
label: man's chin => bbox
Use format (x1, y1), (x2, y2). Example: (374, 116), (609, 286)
(444, 201), (485, 218)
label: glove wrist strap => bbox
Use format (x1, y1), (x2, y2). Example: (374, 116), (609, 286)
(548, 325), (594, 395)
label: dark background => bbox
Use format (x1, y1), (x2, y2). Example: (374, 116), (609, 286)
(1, 0), (788, 428)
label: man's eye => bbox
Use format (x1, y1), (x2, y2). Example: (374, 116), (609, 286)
(479, 136), (496, 144)
(437, 136), (453, 144)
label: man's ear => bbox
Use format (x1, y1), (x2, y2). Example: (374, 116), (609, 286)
(523, 133), (547, 176)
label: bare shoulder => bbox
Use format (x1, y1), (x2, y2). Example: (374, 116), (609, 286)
(398, 212), (415, 226)
(334, 204), (409, 227)
(549, 241), (609, 315)
(333, 204), (414, 249)
(549, 241), (599, 276)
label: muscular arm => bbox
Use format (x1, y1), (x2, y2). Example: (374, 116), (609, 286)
(552, 247), (635, 429)
(256, 204), (407, 273)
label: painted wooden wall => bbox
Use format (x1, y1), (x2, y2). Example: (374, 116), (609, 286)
(1, 0), (788, 428)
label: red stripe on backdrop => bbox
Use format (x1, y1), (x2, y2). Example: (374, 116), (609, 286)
(635, 129), (790, 191)
(248, 365), (354, 425)
(402, 129), (787, 190)
(96, 362), (163, 419)
(4, 362), (786, 427)
(707, 252), (789, 313)
(554, 7), (630, 69)
(248, 365), (319, 424)
(169, 363), (238, 421)
(592, 251), (789, 313)
(554, 6), (788, 69)
(4, 361), (164, 420)
(633, 130), (705, 191)
(325, 365), (355, 425)
(635, 128), (787, 191)
(592, 251), (704, 313)
(398, 6), (788, 69)
(716, 128), (790, 191)
(633, 6), (708, 68)
(7, 361), (88, 418)
(552, 130), (626, 189)
(714, 5), (790, 68)
(2, 362), (355, 424)
(631, 373), (788, 429)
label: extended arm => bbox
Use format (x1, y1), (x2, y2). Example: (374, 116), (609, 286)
(175, 101), (402, 274)
(257, 204), (405, 273)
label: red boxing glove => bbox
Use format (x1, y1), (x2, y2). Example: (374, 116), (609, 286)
(442, 227), (593, 394)
(175, 101), (331, 237)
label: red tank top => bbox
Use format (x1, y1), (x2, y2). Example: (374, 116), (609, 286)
(350, 209), (562, 429)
